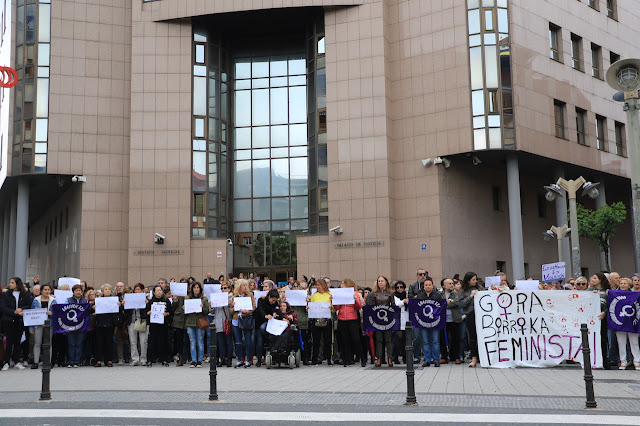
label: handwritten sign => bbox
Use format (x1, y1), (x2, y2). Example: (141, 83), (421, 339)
(484, 276), (501, 288)
(542, 262), (565, 283)
(23, 308), (48, 326)
(253, 290), (268, 299)
(204, 284), (221, 297)
(150, 303), (165, 324)
(266, 318), (289, 336)
(184, 298), (203, 315)
(209, 293), (230, 308)
(124, 293), (147, 309)
(330, 288), (355, 305)
(54, 290), (73, 302)
(286, 290), (308, 307)
(170, 282), (188, 297)
(308, 302), (331, 319)
(233, 296), (253, 312)
(516, 280), (540, 291)
(474, 290), (602, 368)
(95, 297), (120, 314)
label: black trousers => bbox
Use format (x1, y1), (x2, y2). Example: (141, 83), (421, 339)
(149, 324), (169, 363)
(2, 321), (23, 364)
(51, 333), (67, 365)
(392, 330), (405, 360)
(440, 322), (460, 361)
(337, 320), (361, 365)
(299, 329), (311, 362)
(311, 321), (332, 363)
(95, 327), (114, 363)
(173, 328), (185, 358)
(466, 311), (479, 359)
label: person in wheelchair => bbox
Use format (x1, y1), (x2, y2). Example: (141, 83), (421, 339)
(268, 301), (298, 356)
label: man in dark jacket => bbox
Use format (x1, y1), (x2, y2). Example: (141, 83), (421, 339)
(408, 268), (431, 298)
(254, 289), (279, 367)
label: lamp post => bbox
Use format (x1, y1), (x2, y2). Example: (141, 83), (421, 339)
(543, 224), (570, 263)
(544, 177), (600, 278)
(606, 58), (640, 274)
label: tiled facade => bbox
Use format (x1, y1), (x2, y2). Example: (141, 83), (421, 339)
(0, 0), (637, 288)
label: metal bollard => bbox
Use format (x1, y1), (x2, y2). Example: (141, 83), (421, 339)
(40, 320), (52, 401)
(580, 323), (597, 408)
(208, 321), (218, 401)
(404, 321), (417, 406)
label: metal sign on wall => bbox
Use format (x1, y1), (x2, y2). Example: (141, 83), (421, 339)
(132, 249), (184, 256)
(334, 240), (384, 249)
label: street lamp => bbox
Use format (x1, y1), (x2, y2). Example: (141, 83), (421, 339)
(542, 224), (570, 263)
(544, 177), (600, 278)
(606, 58), (640, 274)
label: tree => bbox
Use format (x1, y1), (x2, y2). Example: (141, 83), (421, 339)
(575, 202), (627, 272)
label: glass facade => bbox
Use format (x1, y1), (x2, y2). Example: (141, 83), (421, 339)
(13, 0), (50, 174)
(467, 0), (514, 150)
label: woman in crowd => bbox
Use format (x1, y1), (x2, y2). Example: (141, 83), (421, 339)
(213, 281), (233, 367)
(231, 279), (256, 368)
(587, 272), (611, 369)
(171, 286), (187, 367)
(268, 300), (298, 354)
(415, 278), (444, 367)
(255, 288), (280, 367)
(146, 285), (173, 367)
(93, 283), (122, 367)
(185, 282), (209, 368)
(83, 288), (97, 365)
(289, 284), (311, 365)
(366, 275), (394, 367)
(1, 277), (31, 370)
(29, 283), (55, 369)
(573, 276), (588, 290)
(333, 278), (364, 367)
(615, 277), (639, 370)
(310, 277), (333, 366)
(392, 281), (407, 364)
(125, 283), (148, 366)
(58, 284), (87, 368)
(460, 272), (480, 368)
(632, 274), (640, 291)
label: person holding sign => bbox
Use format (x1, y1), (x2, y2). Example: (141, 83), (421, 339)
(29, 283), (55, 369)
(0, 277), (32, 371)
(333, 278), (365, 367)
(269, 301), (298, 355)
(231, 279), (256, 368)
(414, 278), (444, 367)
(212, 283), (233, 368)
(184, 283), (210, 368)
(310, 278), (334, 366)
(92, 284), (123, 368)
(146, 285), (173, 367)
(365, 275), (395, 367)
(289, 284), (311, 365)
(254, 289), (280, 367)
(459, 272), (481, 368)
(587, 272), (612, 369)
(124, 283), (149, 366)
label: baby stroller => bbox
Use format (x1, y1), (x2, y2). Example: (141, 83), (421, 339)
(265, 324), (301, 369)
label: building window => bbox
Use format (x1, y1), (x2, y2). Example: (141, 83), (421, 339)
(581, 267), (589, 278)
(606, 0), (616, 18)
(615, 121), (625, 156)
(549, 24), (561, 62)
(591, 43), (602, 79)
(588, 0), (599, 10)
(492, 185), (502, 211)
(554, 100), (566, 139)
(576, 108), (587, 145)
(596, 115), (607, 151)
(242, 237), (252, 246)
(610, 51), (620, 65)
(537, 194), (547, 218)
(570, 34), (582, 71)
(496, 261), (506, 275)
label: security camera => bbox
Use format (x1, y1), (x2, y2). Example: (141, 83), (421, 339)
(330, 226), (343, 235)
(71, 175), (87, 183)
(421, 158), (433, 167)
(472, 156), (481, 166)
(226, 238), (233, 246)
(433, 157), (451, 168)
(154, 233), (165, 244)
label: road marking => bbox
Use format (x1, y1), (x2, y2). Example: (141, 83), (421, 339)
(0, 409), (637, 424)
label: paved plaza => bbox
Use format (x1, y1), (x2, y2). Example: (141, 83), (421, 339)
(1, 362), (639, 424)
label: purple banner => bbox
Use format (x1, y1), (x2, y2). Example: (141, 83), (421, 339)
(608, 290), (640, 333)
(52, 303), (91, 334)
(408, 298), (447, 330)
(363, 305), (401, 332)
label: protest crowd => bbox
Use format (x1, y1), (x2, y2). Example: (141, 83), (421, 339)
(1, 269), (640, 372)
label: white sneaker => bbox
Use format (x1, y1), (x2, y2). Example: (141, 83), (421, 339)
(1, 364), (9, 371)
(619, 365), (627, 370)
(16, 363), (26, 370)
(130, 361), (138, 366)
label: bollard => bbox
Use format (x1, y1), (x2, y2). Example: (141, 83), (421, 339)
(208, 321), (218, 401)
(40, 320), (52, 401)
(404, 321), (417, 406)
(580, 323), (597, 408)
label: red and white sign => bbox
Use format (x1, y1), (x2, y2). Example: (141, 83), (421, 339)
(0, 67), (18, 88)
(216, 251), (223, 258)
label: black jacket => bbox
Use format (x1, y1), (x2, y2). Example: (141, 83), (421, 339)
(255, 297), (279, 327)
(1, 290), (32, 323)
(146, 296), (174, 326)
(92, 303), (124, 328)
(124, 306), (149, 325)
(414, 289), (444, 301)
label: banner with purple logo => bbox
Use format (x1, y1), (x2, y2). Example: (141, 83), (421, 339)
(363, 305), (401, 332)
(52, 303), (91, 334)
(608, 290), (640, 333)
(408, 298), (447, 330)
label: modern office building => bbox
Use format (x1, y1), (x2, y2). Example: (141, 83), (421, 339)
(0, 0), (637, 288)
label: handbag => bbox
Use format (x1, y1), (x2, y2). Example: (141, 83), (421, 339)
(197, 317), (211, 329)
(223, 310), (232, 336)
(134, 318), (146, 332)
(314, 318), (328, 328)
(238, 315), (255, 330)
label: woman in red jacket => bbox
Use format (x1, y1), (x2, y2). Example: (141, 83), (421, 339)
(333, 278), (365, 367)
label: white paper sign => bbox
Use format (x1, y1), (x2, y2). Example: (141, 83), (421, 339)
(210, 293), (230, 308)
(58, 277), (80, 287)
(516, 280), (540, 291)
(23, 308), (48, 326)
(184, 298), (203, 314)
(233, 296), (254, 312)
(124, 293), (147, 309)
(474, 291), (602, 368)
(311, 288), (317, 295)
(330, 288), (355, 305)
(266, 318), (289, 336)
(308, 302), (331, 319)
(394, 296), (405, 307)
(150, 304), (165, 324)
(253, 290), (268, 299)
(95, 296), (120, 314)
(204, 284), (221, 296)
(400, 307), (408, 331)
(170, 282), (188, 296)
(54, 290), (73, 302)
(286, 290), (308, 306)
(542, 262), (565, 283)
(484, 276), (501, 288)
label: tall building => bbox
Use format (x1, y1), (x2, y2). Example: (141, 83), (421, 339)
(0, 0), (637, 287)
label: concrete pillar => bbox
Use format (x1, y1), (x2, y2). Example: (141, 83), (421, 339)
(594, 177), (608, 271)
(7, 191), (17, 280)
(506, 153), (525, 281)
(554, 168), (572, 277)
(1, 204), (9, 286)
(15, 178), (30, 281)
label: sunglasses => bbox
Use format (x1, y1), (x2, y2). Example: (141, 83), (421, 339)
(418, 273), (427, 276)
(221, 287), (229, 290)
(396, 285), (405, 289)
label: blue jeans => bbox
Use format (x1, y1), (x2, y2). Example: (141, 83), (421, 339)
(232, 325), (254, 362)
(67, 332), (85, 365)
(254, 322), (267, 361)
(420, 328), (440, 363)
(186, 326), (205, 363)
(608, 328), (619, 364)
(458, 320), (467, 359)
(216, 332), (233, 359)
